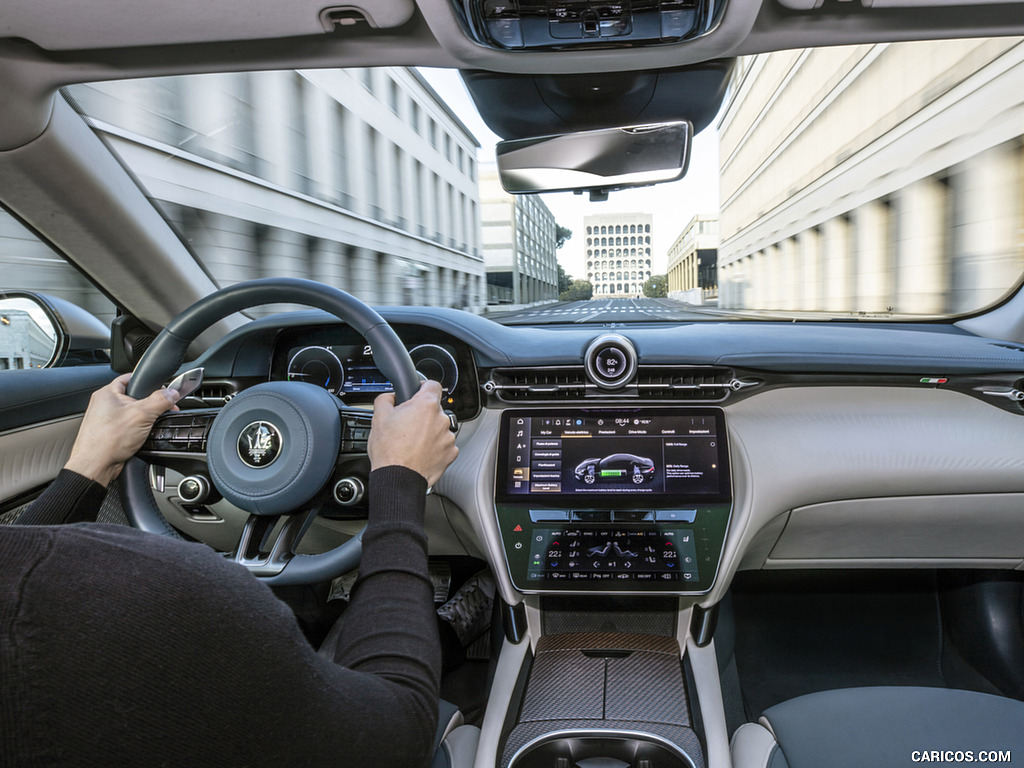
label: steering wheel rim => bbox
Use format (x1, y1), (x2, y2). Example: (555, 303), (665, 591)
(120, 277), (420, 585)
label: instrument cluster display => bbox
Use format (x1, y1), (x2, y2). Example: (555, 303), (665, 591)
(272, 324), (479, 421)
(286, 343), (459, 395)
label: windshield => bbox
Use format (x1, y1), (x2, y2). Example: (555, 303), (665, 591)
(60, 40), (1024, 324)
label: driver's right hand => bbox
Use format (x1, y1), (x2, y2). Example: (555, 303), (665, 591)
(368, 380), (458, 486)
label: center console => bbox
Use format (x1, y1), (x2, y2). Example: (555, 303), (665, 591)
(495, 407), (732, 594)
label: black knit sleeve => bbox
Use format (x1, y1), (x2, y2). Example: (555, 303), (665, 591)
(18, 469), (107, 526)
(329, 465), (441, 761)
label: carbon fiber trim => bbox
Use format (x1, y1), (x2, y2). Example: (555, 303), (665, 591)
(0, 501), (30, 524)
(537, 633), (680, 654)
(605, 652), (690, 725)
(520, 650), (606, 722)
(97, 484), (130, 526)
(541, 596), (677, 636)
(502, 720), (705, 768)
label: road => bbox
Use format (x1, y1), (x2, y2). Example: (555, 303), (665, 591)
(492, 297), (735, 324)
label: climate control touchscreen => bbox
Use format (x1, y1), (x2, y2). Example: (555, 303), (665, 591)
(528, 526), (700, 585)
(495, 408), (732, 594)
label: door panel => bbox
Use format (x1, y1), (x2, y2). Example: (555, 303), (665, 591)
(0, 365), (116, 506)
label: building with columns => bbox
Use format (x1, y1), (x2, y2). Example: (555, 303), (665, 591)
(717, 39), (1024, 315)
(667, 214), (719, 303)
(584, 213), (653, 298)
(480, 167), (559, 305)
(43, 68), (487, 315)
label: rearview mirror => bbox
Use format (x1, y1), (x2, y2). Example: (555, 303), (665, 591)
(496, 121), (691, 197)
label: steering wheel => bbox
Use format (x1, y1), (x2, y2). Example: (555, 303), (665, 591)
(119, 278), (420, 586)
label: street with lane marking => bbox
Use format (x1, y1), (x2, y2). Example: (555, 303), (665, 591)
(492, 297), (740, 324)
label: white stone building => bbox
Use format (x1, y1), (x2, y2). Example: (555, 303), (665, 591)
(480, 167), (559, 305)
(667, 214), (719, 303)
(584, 213), (653, 298)
(2, 67), (486, 317)
(717, 40), (1024, 315)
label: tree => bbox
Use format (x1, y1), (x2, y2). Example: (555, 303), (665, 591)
(643, 274), (668, 298)
(555, 224), (572, 249)
(560, 279), (593, 301)
(556, 263), (572, 294)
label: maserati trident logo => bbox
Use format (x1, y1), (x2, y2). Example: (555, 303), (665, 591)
(237, 421), (283, 468)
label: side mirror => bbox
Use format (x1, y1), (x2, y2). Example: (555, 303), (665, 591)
(496, 121), (691, 199)
(0, 291), (110, 368)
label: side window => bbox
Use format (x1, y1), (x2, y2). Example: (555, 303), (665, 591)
(0, 208), (115, 368)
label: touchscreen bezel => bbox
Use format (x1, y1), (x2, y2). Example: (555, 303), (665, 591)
(495, 406), (732, 507)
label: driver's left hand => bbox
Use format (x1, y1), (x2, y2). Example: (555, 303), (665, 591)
(65, 374), (181, 487)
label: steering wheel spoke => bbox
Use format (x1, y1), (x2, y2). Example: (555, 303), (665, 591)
(232, 510), (317, 578)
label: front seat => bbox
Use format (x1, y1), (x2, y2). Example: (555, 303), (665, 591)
(731, 687), (1024, 768)
(432, 699), (481, 768)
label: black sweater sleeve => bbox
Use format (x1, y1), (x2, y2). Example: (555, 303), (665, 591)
(1, 466), (441, 768)
(18, 469), (106, 525)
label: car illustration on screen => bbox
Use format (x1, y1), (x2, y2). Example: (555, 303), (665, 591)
(574, 454), (656, 485)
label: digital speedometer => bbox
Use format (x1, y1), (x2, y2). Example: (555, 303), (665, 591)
(287, 346), (344, 394)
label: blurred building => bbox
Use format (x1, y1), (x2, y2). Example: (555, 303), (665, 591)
(0, 309), (54, 369)
(2, 67), (486, 321)
(717, 40), (1024, 315)
(667, 214), (719, 304)
(480, 167), (559, 305)
(584, 213), (653, 298)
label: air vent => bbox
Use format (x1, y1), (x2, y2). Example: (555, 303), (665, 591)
(181, 381), (237, 408)
(483, 365), (762, 402)
(483, 367), (591, 401)
(635, 367), (756, 401)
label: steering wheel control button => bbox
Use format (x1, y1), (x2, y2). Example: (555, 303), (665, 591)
(236, 421), (284, 468)
(178, 475), (211, 504)
(333, 477), (365, 506)
(141, 412), (215, 453)
(584, 334), (638, 389)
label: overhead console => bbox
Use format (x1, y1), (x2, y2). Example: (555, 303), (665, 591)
(495, 407), (731, 593)
(451, 0), (722, 50)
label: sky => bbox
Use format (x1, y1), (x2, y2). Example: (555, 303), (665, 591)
(419, 68), (722, 282)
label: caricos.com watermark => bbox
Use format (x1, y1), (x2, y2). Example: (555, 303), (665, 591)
(911, 751), (1012, 763)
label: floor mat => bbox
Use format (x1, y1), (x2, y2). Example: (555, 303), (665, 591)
(730, 570), (948, 718)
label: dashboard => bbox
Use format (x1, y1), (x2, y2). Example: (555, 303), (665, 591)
(174, 307), (1024, 606)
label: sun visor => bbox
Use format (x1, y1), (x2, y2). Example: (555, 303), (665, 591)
(0, 0), (416, 50)
(460, 61), (734, 140)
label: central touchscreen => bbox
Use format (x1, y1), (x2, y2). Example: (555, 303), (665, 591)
(495, 408), (732, 593)
(497, 409), (727, 504)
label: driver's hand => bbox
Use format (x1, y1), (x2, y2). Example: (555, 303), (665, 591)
(64, 374), (181, 488)
(368, 380), (458, 486)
